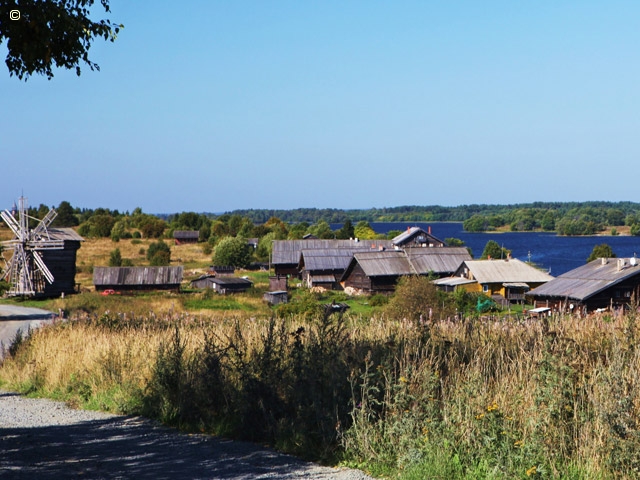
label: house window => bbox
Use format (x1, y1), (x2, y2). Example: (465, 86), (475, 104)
(482, 284), (489, 293)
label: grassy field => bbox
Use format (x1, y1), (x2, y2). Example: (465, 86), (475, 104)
(4, 234), (640, 478)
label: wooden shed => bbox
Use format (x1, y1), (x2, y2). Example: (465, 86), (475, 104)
(93, 266), (183, 292)
(191, 275), (253, 294)
(173, 230), (199, 245)
(264, 290), (288, 305)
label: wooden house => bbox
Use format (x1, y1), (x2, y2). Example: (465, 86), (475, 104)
(529, 257), (640, 314)
(173, 230), (199, 245)
(440, 258), (553, 303)
(40, 228), (84, 297)
(340, 247), (471, 294)
(391, 226), (446, 248)
(271, 238), (393, 277)
(93, 266), (183, 292)
(190, 275), (253, 294)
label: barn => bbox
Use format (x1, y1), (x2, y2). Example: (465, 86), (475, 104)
(173, 230), (199, 245)
(93, 266), (183, 292)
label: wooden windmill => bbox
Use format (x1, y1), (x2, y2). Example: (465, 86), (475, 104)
(0, 197), (64, 296)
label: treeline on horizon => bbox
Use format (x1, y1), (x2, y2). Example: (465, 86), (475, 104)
(10, 200), (640, 240)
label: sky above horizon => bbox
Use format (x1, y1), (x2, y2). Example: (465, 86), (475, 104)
(2, 1), (640, 214)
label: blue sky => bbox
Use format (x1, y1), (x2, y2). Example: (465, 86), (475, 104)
(2, 1), (639, 214)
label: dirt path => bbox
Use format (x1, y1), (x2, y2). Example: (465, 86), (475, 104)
(0, 391), (374, 480)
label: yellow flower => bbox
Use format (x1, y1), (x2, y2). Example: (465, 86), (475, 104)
(487, 402), (499, 412)
(422, 426), (429, 436)
(476, 413), (485, 420)
(526, 466), (537, 476)
(514, 440), (524, 448)
(399, 376), (408, 384)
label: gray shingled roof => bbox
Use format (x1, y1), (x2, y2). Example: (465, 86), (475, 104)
(460, 259), (554, 284)
(271, 239), (393, 265)
(391, 227), (445, 246)
(173, 230), (199, 239)
(48, 228), (84, 242)
(94, 266), (183, 286)
(345, 247), (471, 278)
(529, 257), (640, 301)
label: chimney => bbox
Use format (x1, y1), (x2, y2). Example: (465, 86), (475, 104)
(407, 226), (411, 233)
(428, 226), (431, 234)
(601, 258), (608, 265)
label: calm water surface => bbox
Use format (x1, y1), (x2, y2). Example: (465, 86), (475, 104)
(332, 222), (640, 276)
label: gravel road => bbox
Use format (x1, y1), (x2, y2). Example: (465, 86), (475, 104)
(0, 391), (375, 480)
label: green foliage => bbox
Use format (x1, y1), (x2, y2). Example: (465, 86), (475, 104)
(385, 276), (446, 321)
(147, 240), (171, 266)
(306, 220), (335, 239)
(481, 240), (510, 260)
(445, 237), (465, 247)
(139, 217), (166, 239)
(631, 224), (640, 236)
(109, 248), (122, 267)
(386, 229), (403, 239)
(52, 201), (79, 227)
(587, 243), (616, 263)
(1, 0), (123, 80)
(463, 215), (491, 232)
(255, 232), (276, 262)
(336, 219), (355, 239)
(354, 221), (377, 240)
(212, 236), (252, 268)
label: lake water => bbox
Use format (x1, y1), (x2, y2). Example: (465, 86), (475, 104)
(331, 222), (640, 276)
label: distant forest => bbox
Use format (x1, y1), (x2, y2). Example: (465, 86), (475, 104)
(224, 201), (640, 235)
(8, 202), (640, 248)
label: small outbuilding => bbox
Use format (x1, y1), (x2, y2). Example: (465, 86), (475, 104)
(173, 230), (199, 245)
(264, 290), (288, 305)
(190, 275), (253, 294)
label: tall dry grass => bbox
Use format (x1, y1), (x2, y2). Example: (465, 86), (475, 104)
(2, 310), (640, 477)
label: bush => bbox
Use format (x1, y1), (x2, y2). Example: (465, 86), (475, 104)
(147, 240), (171, 266)
(109, 248), (122, 267)
(213, 236), (252, 269)
(385, 276), (449, 321)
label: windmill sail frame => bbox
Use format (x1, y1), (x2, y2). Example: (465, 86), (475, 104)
(1, 197), (64, 297)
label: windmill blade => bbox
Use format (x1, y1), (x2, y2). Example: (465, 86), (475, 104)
(0, 210), (21, 238)
(32, 250), (55, 284)
(28, 239), (64, 250)
(32, 208), (58, 237)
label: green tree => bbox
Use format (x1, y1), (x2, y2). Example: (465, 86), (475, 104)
(541, 210), (556, 231)
(586, 243), (616, 263)
(336, 219), (355, 239)
(445, 237), (465, 247)
(147, 240), (171, 266)
(354, 221), (377, 240)
(256, 232), (277, 262)
(307, 221), (334, 239)
(109, 248), (122, 266)
(52, 201), (78, 227)
(213, 236), (252, 268)
(1, 0), (123, 80)
(481, 240), (510, 260)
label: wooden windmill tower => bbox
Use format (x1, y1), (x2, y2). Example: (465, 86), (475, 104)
(1, 197), (64, 296)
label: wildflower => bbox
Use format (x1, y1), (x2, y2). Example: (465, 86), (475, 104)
(399, 376), (408, 384)
(526, 466), (537, 476)
(487, 402), (499, 412)
(514, 440), (524, 448)
(476, 413), (485, 420)
(422, 426), (429, 436)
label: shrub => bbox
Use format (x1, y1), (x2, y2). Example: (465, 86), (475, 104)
(109, 248), (123, 267)
(147, 240), (171, 266)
